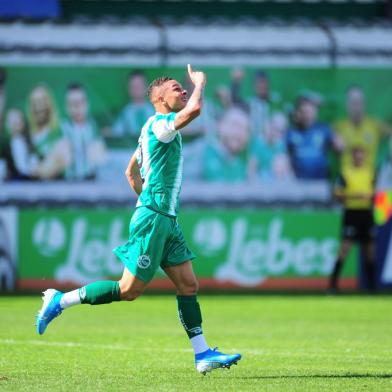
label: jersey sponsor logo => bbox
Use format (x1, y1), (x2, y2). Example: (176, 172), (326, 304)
(137, 255), (151, 269)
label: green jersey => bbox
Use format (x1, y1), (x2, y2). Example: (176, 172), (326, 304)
(113, 102), (154, 138)
(136, 112), (183, 217)
(60, 118), (102, 180)
(32, 127), (62, 159)
(202, 138), (248, 182)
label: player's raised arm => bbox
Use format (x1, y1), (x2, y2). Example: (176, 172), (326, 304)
(174, 64), (206, 130)
(125, 150), (143, 195)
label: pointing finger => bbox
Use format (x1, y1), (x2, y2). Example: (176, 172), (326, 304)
(187, 64), (193, 75)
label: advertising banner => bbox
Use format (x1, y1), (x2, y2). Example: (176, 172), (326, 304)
(18, 207), (357, 291)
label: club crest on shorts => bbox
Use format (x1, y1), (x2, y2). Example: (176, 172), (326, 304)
(137, 255), (151, 269)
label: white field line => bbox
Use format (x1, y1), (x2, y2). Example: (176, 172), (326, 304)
(0, 338), (191, 352)
(0, 339), (265, 355)
(1, 340), (391, 358)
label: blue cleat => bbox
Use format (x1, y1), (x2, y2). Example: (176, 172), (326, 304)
(195, 347), (242, 375)
(36, 289), (64, 335)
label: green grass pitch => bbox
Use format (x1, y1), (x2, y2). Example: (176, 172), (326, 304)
(1, 295), (392, 391)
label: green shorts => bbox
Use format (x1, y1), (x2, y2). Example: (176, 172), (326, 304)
(113, 206), (195, 283)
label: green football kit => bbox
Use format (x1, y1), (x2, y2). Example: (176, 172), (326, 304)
(37, 108), (242, 371)
(113, 112), (195, 283)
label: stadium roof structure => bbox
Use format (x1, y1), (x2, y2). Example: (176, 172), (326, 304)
(0, 18), (391, 66)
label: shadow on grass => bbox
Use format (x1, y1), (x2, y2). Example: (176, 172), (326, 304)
(234, 373), (392, 380)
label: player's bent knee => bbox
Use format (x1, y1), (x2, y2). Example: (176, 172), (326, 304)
(120, 288), (142, 301)
(178, 279), (199, 296)
(118, 278), (145, 301)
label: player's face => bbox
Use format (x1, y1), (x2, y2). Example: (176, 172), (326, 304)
(129, 75), (146, 101)
(265, 113), (287, 143)
(30, 88), (51, 127)
(352, 148), (365, 166)
(347, 89), (364, 119)
(219, 110), (250, 154)
(67, 89), (88, 123)
(297, 101), (317, 128)
(162, 81), (187, 112)
(225, 130), (248, 154)
(255, 76), (269, 99)
(6, 109), (25, 136)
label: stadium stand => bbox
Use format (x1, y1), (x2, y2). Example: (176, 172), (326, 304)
(0, 18), (391, 66)
(1, 2), (391, 204)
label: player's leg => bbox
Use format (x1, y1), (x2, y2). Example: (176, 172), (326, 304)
(118, 267), (148, 300)
(36, 207), (162, 335)
(36, 270), (147, 335)
(36, 279), (122, 335)
(163, 261), (208, 352)
(329, 209), (355, 292)
(53, 266), (147, 309)
(164, 261), (241, 374)
(161, 223), (207, 355)
(361, 210), (377, 291)
(61, 267), (146, 307)
(362, 240), (376, 291)
(329, 239), (353, 292)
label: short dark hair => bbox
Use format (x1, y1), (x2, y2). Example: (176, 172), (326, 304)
(0, 68), (6, 87)
(66, 82), (85, 93)
(295, 96), (314, 110)
(351, 144), (366, 153)
(347, 84), (363, 95)
(255, 70), (268, 79)
(147, 76), (173, 100)
(129, 69), (145, 80)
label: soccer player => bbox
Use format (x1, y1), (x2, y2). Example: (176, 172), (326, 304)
(36, 65), (241, 374)
(329, 145), (376, 293)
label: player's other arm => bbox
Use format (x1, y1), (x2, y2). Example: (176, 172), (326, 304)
(328, 124), (344, 152)
(174, 64), (206, 130)
(125, 150), (142, 195)
(333, 174), (348, 202)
